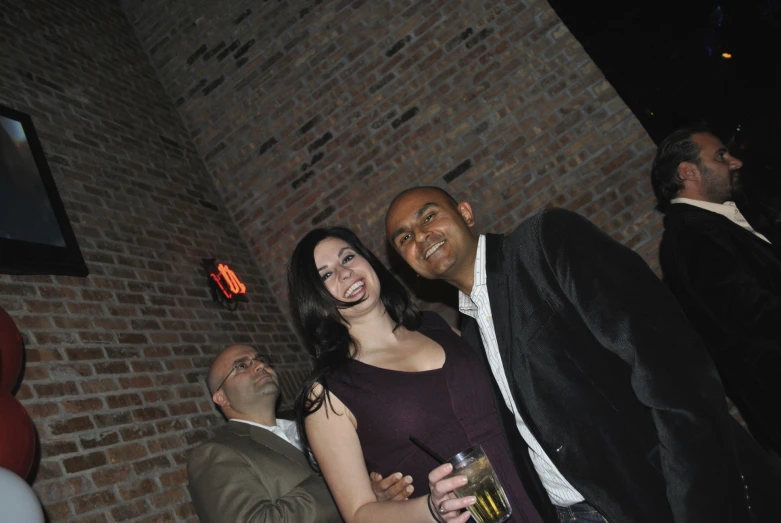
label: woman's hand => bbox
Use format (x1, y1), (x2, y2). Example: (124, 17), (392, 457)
(427, 463), (475, 522)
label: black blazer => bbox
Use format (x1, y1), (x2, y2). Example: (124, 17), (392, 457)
(660, 203), (781, 454)
(461, 208), (778, 523)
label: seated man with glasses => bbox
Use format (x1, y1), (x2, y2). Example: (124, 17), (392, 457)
(188, 344), (413, 523)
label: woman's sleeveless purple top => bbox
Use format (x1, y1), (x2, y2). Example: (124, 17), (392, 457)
(327, 311), (542, 523)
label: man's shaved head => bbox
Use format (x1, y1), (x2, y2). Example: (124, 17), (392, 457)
(384, 186), (478, 293)
(207, 344), (254, 395)
(387, 186), (458, 216)
(206, 344), (279, 424)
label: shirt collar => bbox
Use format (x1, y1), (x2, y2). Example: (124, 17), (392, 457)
(230, 418), (293, 436)
(671, 197), (740, 217)
(230, 418), (303, 451)
(458, 234), (487, 318)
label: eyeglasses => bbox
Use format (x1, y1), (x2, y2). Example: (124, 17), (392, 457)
(215, 353), (272, 392)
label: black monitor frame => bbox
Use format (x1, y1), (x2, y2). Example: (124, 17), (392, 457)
(0, 104), (88, 277)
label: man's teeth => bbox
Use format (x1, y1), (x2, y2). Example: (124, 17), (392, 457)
(425, 241), (445, 259)
(344, 280), (365, 298)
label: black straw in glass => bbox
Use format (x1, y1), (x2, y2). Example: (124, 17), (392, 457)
(409, 435), (445, 464)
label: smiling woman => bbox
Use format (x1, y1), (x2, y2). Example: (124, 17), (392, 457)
(287, 227), (544, 523)
(314, 237), (379, 312)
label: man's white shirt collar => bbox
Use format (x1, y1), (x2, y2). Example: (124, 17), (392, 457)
(671, 198), (770, 244)
(458, 234), (487, 317)
(231, 418), (303, 452)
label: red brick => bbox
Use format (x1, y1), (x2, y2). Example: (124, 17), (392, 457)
(153, 374), (184, 387)
(66, 302), (106, 315)
(15, 315), (53, 329)
(80, 289), (116, 302)
(25, 349), (63, 363)
(75, 514), (109, 523)
(132, 406), (168, 422)
(51, 363), (94, 378)
(36, 476), (92, 504)
(133, 455), (172, 474)
(135, 511), (176, 523)
(94, 412), (133, 428)
(26, 300), (68, 314)
(65, 348), (106, 360)
(44, 501), (71, 521)
(131, 360), (165, 373)
(92, 464), (131, 488)
(108, 443), (149, 463)
(143, 389), (174, 403)
(94, 361), (130, 374)
(149, 487), (186, 509)
(49, 416), (95, 436)
(22, 366), (50, 381)
(62, 397), (105, 413)
(36, 461), (64, 481)
(120, 424), (157, 441)
(63, 451), (108, 473)
(117, 332), (149, 344)
(118, 478), (158, 500)
(174, 501), (198, 519)
(175, 385), (203, 399)
(144, 346), (172, 358)
(33, 331), (75, 345)
(168, 401), (198, 416)
(106, 393), (144, 409)
(119, 376), (154, 389)
(53, 316), (92, 329)
(92, 317), (130, 330)
(25, 402), (60, 418)
(159, 467), (188, 488)
(80, 431), (121, 449)
(111, 499), (150, 521)
(79, 331), (116, 344)
(148, 435), (184, 454)
(80, 378), (120, 394)
(72, 489), (118, 515)
(42, 440), (78, 458)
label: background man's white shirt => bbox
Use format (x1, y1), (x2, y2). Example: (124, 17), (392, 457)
(231, 418), (303, 452)
(671, 197), (771, 244)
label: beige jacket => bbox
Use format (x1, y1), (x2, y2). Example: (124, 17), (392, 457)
(187, 420), (342, 523)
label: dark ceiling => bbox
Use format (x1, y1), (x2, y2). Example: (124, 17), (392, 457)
(548, 0), (781, 205)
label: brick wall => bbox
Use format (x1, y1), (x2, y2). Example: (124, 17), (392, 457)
(123, 0), (662, 314)
(0, 0), (669, 521)
(0, 1), (309, 521)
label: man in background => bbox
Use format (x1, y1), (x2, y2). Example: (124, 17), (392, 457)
(188, 344), (412, 523)
(651, 125), (781, 455)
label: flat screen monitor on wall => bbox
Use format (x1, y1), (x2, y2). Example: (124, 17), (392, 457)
(0, 104), (88, 277)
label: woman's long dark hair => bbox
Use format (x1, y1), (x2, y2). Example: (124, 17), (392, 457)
(289, 227), (420, 469)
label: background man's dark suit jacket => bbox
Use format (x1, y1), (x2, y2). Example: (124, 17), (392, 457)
(660, 203), (781, 454)
(461, 208), (779, 523)
(187, 420), (342, 523)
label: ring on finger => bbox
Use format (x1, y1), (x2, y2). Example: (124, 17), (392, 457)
(439, 504), (447, 515)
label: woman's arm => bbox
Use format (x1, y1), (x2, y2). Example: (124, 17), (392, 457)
(305, 386), (474, 523)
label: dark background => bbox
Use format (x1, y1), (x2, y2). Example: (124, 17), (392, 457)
(549, 0), (781, 207)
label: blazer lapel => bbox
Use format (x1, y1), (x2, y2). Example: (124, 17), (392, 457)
(668, 203), (778, 249)
(483, 234), (514, 366)
(482, 234), (541, 433)
(226, 420), (312, 470)
(469, 235), (560, 523)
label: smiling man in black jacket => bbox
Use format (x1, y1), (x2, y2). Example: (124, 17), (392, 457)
(386, 185), (780, 523)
